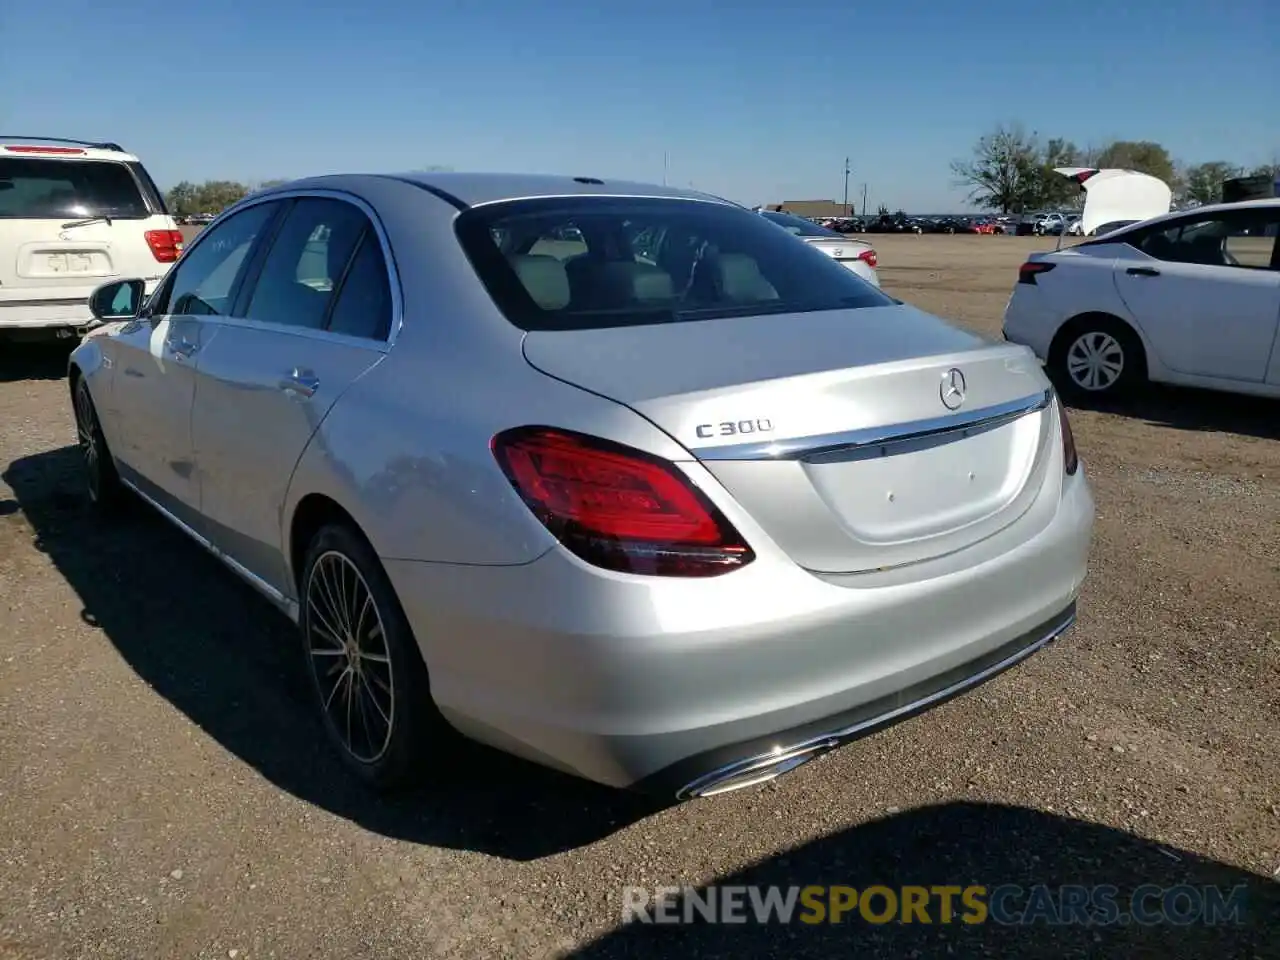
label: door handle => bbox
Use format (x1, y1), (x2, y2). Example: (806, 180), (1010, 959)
(280, 368), (320, 397)
(1126, 266), (1161, 277)
(170, 336), (200, 359)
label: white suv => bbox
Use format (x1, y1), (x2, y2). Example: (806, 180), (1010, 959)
(0, 137), (183, 340)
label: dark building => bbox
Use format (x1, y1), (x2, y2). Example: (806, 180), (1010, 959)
(763, 200), (856, 219)
(1222, 174), (1279, 204)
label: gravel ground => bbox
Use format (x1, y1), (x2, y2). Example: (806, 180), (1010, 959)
(1, 234), (1277, 959)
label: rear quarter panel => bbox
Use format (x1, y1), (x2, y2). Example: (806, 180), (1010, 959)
(1009, 245), (1155, 356)
(280, 336), (694, 578)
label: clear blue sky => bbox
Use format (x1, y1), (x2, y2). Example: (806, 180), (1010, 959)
(3, 0), (1276, 211)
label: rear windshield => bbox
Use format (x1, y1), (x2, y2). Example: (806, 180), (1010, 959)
(0, 157), (150, 220)
(761, 211), (845, 238)
(455, 196), (894, 332)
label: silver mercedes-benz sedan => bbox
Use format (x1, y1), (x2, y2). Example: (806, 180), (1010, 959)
(69, 172), (1094, 799)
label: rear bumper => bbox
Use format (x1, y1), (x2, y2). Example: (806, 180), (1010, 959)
(1000, 286), (1059, 359)
(648, 601), (1075, 797)
(0, 300), (94, 330)
(0, 278), (162, 332)
(838, 259), (880, 287)
(384, 468), (1094, 795)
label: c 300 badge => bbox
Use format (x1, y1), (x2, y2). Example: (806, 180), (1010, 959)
(695, 418), (774, 439)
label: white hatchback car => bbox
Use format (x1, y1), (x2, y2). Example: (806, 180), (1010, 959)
(1002, 199), (1280, 399)
(0, 137), (183, 340)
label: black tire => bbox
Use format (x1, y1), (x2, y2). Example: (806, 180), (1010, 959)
(299, 523), (452, 791)
(72, 376), (123, 509)
(1050, 316), (1147, 400)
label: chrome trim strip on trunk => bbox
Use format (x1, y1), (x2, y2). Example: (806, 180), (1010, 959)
(689, 389), (1052, 462)
(678, 602), (1077, 799)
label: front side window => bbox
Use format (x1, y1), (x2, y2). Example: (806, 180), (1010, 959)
(456, 197), (894, 332)
(244, 198), (368, 329)
(161, 202), (279, 316)
(0, 157), (150, 219)
(1133, 213), (1279, 269)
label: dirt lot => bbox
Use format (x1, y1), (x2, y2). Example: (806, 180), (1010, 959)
(1, 234), (1277, 959)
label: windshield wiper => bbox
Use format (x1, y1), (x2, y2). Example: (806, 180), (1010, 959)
(61, 215), (113, 229)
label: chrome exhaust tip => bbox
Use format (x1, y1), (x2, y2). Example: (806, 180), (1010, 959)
(679, 738), (840, 800)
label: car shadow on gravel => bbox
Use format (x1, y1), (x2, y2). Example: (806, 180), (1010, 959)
(1056, 380), (1280, 443)
(570, 801), (1279, 959)
(0, 341), (75, 383)
(3, 445), (667, 862)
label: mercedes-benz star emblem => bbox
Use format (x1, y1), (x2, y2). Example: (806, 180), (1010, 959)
(939, 368), (967, 410)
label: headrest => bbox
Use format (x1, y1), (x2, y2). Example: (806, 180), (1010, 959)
(600, 261), (675, 302)
(717, 253), (778, 301)
(509, 254), (570, 310)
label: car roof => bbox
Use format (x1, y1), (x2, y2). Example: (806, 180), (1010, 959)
(258, 171), (737, 210)
(1103, 197), (1280, 235)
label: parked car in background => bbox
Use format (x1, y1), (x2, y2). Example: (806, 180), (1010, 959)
(1034, 213), (1068, 236)
(822, 216), (864, 233)
(0, 136), (182, 341)
(1003, 199), (1280, 399)
(1015, 215), (1040, 237)
(866, 214), (921, 234)
(760, 210), (879, 286)
(70, 171), (1092, 799)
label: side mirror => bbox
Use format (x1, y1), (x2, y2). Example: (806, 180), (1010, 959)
(89, 278), (146, 320)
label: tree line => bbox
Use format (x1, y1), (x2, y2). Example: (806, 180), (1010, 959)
(164, 179), (287, 216)
(951, 122), (1279, 214)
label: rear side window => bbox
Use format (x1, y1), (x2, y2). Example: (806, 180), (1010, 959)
(0, 157), (149, 219)
(455, 196), (894, 332)
(326, 234), (393, 340)
(1132, 213), (1279, 269)
(244, 198), (368, 330)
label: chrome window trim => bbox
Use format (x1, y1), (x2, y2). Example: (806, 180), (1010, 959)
(466, 193), (737, 209)
(689, 389), (1053, 462)
(171, 188), (405, 349)
(198, 313), (394, 354)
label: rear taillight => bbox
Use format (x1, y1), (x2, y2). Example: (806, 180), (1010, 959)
(858, 249), (878, 269)
(1018, 261), (1055, 285)
(491, 427), (754, 577)
(144, 229), (185, 263)
(1057, 401), (1079, 475)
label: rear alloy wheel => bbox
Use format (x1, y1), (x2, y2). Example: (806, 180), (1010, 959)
(73, 377), (122, 508)
(1054, 320), (1145, 398)
(300, 523), (448, 789)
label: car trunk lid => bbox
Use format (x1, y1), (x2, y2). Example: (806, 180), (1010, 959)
(803, 236), (873, 265)
(522, 303), (1056, 574)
